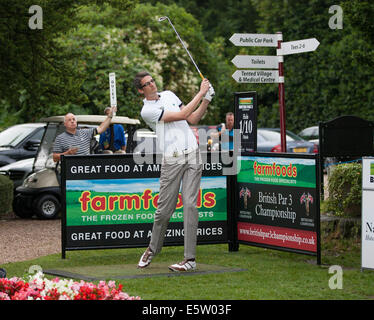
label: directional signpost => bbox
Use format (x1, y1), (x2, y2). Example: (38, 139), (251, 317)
(231, 55), (279, 69)
(230, 32), (320, 152)
(229, 33), (278, 47)
(277, 38), (320, 56)
(232, 70), (279, 84)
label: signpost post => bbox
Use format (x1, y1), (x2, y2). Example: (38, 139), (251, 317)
(277, 32), (286, 152)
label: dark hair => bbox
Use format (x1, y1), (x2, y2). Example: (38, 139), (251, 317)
(134, 71), (151, 89)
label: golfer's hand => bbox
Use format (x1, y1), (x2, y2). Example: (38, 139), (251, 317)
(200, 78), (210, 96)
(204, 84), (215, 102)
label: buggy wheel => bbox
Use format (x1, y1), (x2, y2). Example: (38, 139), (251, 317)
(34, 194), (60, 219)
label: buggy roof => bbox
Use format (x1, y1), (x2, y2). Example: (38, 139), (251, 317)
(40, 115), (140, 125)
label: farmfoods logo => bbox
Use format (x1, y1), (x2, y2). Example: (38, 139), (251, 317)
(78, 189), (216, 212)
(253, 161), (297, 178)
(239, 97), (253, 110)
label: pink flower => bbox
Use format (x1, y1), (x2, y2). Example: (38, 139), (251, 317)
(0, 292), (10, 300)
(0, 273), (140, 300)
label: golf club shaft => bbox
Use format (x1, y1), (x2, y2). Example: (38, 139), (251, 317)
(162, 17), (204, 80)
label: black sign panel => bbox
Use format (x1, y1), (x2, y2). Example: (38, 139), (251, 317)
(234, 91), (257, 154)
(319, 115), (374, 157)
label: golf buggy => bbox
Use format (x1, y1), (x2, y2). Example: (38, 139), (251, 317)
(13, 115), (140, 219)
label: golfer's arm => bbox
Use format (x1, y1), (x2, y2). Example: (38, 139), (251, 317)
(161, 91), (205, 123)
(187, 98), (209, 125)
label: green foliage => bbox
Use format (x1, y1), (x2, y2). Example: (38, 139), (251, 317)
(1, 0), (374, 131)
(325, 163), (362, 217)
(0, 175), (13, 216)
(251, 0), (374, 132)
(0, 0), (135, 126)
(55, 3), (228, 125)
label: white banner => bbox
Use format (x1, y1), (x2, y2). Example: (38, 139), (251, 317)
(362, 157), (374, 270)
(109, 72), (117, 107)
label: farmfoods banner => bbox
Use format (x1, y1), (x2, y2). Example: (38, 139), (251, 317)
(61, 154), (228, 254)
(236, 153), (320, 260)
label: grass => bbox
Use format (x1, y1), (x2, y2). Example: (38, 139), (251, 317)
(1, 236), (374, 300)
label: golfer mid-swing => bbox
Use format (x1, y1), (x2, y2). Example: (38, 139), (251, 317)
(134, 71), (214, 271)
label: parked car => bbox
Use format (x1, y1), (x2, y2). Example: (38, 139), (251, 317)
(298, 126), (319, 145)
(13, 115), (141, 220)
(0, 157), (34, 189)
(0, 123), (46, 167)
(189, 126), (318, 154)
(257, 128), (318, 153)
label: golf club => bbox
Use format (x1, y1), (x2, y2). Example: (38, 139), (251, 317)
(158, 16), (204, 80)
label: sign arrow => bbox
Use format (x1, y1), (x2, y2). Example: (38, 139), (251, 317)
(232, 55), (279, 69)
(277, 38), (320, 55)
(232, 70), (279, 84)
(229, 33), (278, 47)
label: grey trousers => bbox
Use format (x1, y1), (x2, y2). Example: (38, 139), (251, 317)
(149, 150), (202, 260)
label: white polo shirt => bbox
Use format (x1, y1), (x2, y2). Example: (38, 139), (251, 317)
(141, 90), (198, 157)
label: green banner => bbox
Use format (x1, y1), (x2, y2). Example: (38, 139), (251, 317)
(237, 156), (316, 188)
(66, 176), (227, 226)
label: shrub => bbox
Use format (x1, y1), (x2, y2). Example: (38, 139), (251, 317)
(0, 175), (13, 216)
(325, 163), (362, 217)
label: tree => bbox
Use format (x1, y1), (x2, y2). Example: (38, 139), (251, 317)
(57, 3), (229, 125)
(251, 0), (374, 132)
(0, 0), (135, 126)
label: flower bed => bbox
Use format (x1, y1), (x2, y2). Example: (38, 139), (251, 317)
(0, 272), (140, 300)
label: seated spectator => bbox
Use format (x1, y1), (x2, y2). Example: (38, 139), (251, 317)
(52, 107), (116, 162)
(99, 107), (126, 154)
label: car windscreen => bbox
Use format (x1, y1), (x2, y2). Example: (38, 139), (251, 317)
(0, 125), (38, 147)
